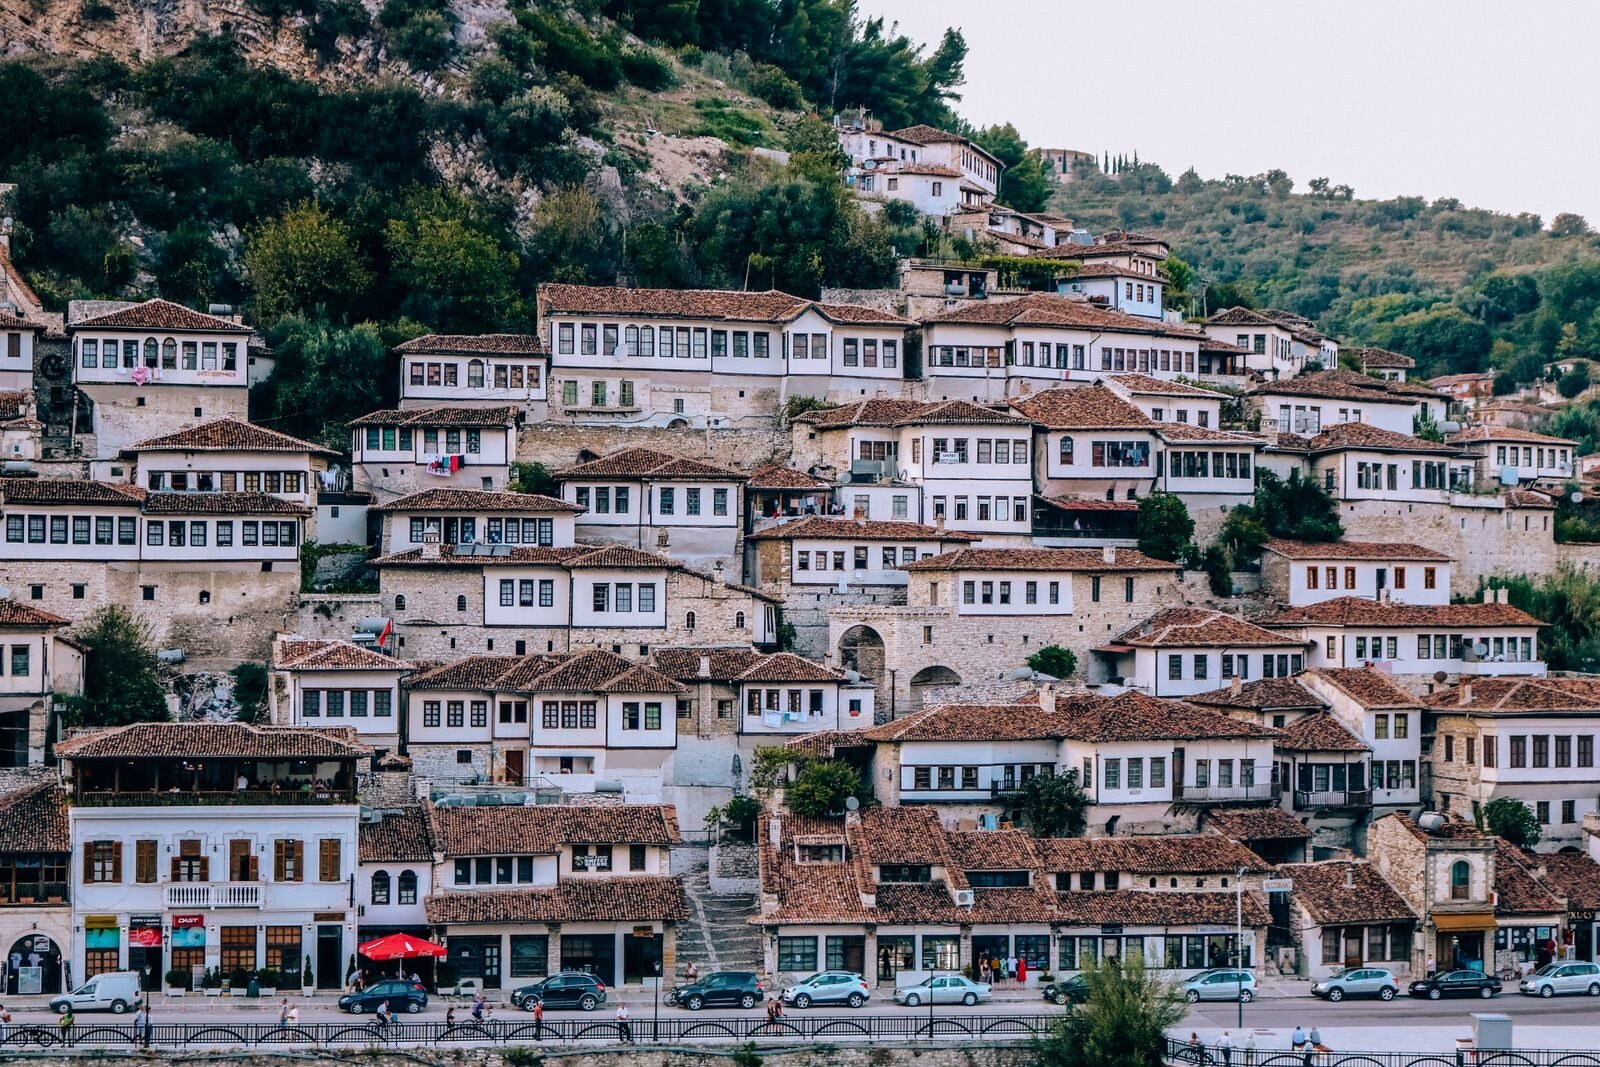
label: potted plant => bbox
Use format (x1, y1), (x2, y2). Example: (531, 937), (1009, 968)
(202, 968), (223, 997)
(165, 967), (190, 996)
(257, 968), (280, 996)
(302, 958), (315, 996)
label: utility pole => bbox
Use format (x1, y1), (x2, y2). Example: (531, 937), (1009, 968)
(1235, 865), (1247, 1029)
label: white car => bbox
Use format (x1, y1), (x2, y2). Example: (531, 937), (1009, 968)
(894, 975), (991, 1007)
(1519, 961), (1600, 998)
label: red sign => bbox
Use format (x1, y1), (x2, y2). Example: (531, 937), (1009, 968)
(128, 928), (162, 947)
(171, 915), (205, 929)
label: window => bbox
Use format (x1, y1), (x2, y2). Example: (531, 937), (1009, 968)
(275, 839), (303, 882)
(84, 840), (121, 883)
(1450, 861), (1471, 900)
(318, 839), (342, 882)
(778, 937), (817, 972)
(371, 870), (391, 904)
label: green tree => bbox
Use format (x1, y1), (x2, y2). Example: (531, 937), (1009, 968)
(528, 186), (616, 284)
(1550, 213), (1590, 238)
(229, 663), (269, 724)
(65, 606), (168, 727)
(510, 462), (558, 497)
(786, 760), (864, 817)
(974, 123), (1050, 214)
(1412, 406), (1445, 443)
(1019, 769), (1088, 838)
(1027, 645), (1077, 680)
(384, 188), (524, 331)
(250, 316), (393, 447)
(1559, 365), (1591, 398)
(1482, 796), (1541, 848)
(1219, 470), (1342, 566)
(1036, 955), (1185, 1067)
(244, 201), (373, 323)
(1135, 492), (1194, 562)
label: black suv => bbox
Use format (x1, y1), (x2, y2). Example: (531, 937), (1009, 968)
(510, 972), (608, 1011)
(666, 971), (764, 1011)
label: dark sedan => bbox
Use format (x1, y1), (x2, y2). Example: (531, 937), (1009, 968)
(338, 979), (428, 1014)
(1408, 969), (1502, 1000)
(1042, 975), (1088, 1006)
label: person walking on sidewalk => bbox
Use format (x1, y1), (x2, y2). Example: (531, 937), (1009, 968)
(1218, 1030), (1234, 1067)
(615, 1002), (632, 1043)
(532, 999), (544, 1041)
(1244, 1033), (1256, 1067)
(0, 1002), (10, 1044)
(57, 1006), (74, 1043)
(133, 1003), (147, 1049)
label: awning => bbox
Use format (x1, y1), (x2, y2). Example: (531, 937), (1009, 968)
(1433, 913), (1497, 933)
(1093, 644), (1136, 654)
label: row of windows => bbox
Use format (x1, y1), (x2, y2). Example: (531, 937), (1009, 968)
(1125, 282), (1156, 303)
(1166, 450), (1253, 480)
(1484, 733), (1600, 770)
(84, 838), (341, 883)
(1059, 934), (1249, 973)
(840, 338), (899, 368)
(1306, 565), (1439, 591)
(746, 688), (827, 716)
(362, 427), (485, 453)
(905, 763), (1053, 791)
(797, 546), (924, 572)
(593, 582), (657, 613)
(368, 869), (419, 904)
(1320, 924), (1414, 965)
(926, 437), (1030, 465)
(408, 360), (543, 390)
(931, 496), (1029, 524)
(571, 485), (730, 517)
(557, 323), (773, 360)
(79, 337), (240, 372)
(409, 517), (555, 546)
(657, 487), (723, 516)
(4, 514), (296, 548)
(7, 514), (137, 546)
(499, 579), (557, 608)
(147, 520), (299, 548)
(1217, 653), (1304, 679)
(1058, 439), (1151, 468)
(1496, 445), (1570, 468)
(147, 471), (305, 494)
(301, 689), (393, 718)
(962, 579), (1063, 606)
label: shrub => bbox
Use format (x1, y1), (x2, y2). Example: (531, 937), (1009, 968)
(1028, 645), (1078, 680)
(619, 46), (674, 90)
(744, 63), (804, 109)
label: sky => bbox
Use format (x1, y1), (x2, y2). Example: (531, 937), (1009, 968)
(860, 0), (1598, 223)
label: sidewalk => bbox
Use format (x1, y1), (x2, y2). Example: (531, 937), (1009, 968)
(1182, 1026), (1600, 1053)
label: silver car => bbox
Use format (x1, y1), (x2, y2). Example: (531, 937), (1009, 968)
(894, 975), (991, 1007)
(1519, 961), (1600, 998)
(1182, 969), (1257, 1003)
(1312, 967), (1399, 1002)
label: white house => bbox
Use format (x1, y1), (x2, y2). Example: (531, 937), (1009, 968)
(0, 310), (43, 392)
(1448, 426), (1576, 486)
(1096, 607), (1308, 697)
(121, 418), (338, 508)
(69, 299), (254, 459)
(1292, 423), (1474, 503)
(1251, 370), (1448, 437)
(395, 334), (550, 416)
(1298, 667), (1425, 811)
(1259, 540), (1454, 607)
(349, 406), (519, 496)
(1350, 347), (1417, 382)
(555, 447), (746, 568)
(1204, 307), (1337, 379)
(0, 600), (85, 766)
(58, 722), (369, 990)
(1031, 238), (1171, 320)
(356, 806), (435, 955)
(374, 487), (583, 554)
(269, 637), (410, 755)
(743, 516), (975, 589)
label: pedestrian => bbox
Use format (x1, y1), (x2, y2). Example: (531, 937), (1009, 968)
(1309, 1025), (1321, 1049)
(533, 998), (544, 1040)
(471, 993), (486, 1022)
(772, 997), (783, 1019)
(58, 1006), (74, 1042)
(445, 1006), (457, 1027)
(615, 1002), (632, 1043)
(1291, 1025), (1306, 1051)
(684, 960), (699, 981)
(1218, 1030), (1234, 1067)
(1244, 1033), (1256, 1067)
(765, 997), (777, 1023)
(0, 1001), (9, 1044)
(1426, 955), (1436, 977)
(278, 998), (290, 1026)
(133, 1002), (147, 1047)
(286, 1003), (299, 1027)
(1187, 1032), (1202, 1063)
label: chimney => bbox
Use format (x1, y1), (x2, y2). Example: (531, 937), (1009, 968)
(1344, 866), (1355, 890)
(1102, 544), (1116, 564)
(768, 816), (782, 845)
(1460, 683), (1473, 706)
(1499, 588), (1509, 605)
(421, 524), (442, 560)
(1040, 682), (1056, 716)
(655, 529), (671, 557)
(935, 513), (946, 533)
(1482, 588), (1493, 604)
(697, 655), (711, 678)
(1230, 674), (1242, 696)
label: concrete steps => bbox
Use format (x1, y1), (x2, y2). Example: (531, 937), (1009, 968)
(675, 846), (763, 977)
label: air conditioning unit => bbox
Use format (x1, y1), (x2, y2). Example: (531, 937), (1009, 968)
(953, 890), (975, 906)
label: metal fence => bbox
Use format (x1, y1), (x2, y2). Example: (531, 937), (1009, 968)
(0, 1013), (1063, 1049)
(1166, 1039), (1600, 1067)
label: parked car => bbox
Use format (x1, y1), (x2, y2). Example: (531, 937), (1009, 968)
(1519, 961), (1600, 998)
(665, 971), (764, 1010)
(1408, 969), (1502, 1000)
(338, 979), (428, 1014)
(780, 971), (870, 1009)
(894, 975), (990, 1007)
(1182, 969), (1257, 1003)
(1311, 967), (1400, 1002)
(1042, 975), (1088, 1006)
(50, 971), (142, 1015)
(510, 972), (608, 1012)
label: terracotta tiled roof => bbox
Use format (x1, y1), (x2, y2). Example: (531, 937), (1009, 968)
(1206, 306), (1289, 328)
(1275, 712), (1370, 753)
(372, 488), (583, 514)
(926, 293), (1196, 338)
(373, 545), (592, 568)
(0, 783), (70, 853)
(1259, 597), (1544, 629)
(1252, 369), (1442, 404)
(1424, 676), (1600, 714)
(1533, 853), (1600, 910)
(745, 465), (832, 491)
(650, 647), (768, 682)
(732, 652), (843, 683)
(903, 546), (1178, 573)
(874, 162), (962, 178)
(0, 391), (33, 419)
(0, 600), (70, 628)
(0, 478), (143, 507)
(1350, 347), (1416, 370)
(537, 283), (914, 327)
(1308, 422), (1460, 454)
(745, 516), (975, 542)
(141, 492), (310, 516)
(1102, 374), (1222, 398)
(1262, 539), (1451, 562)
(1055, 890), (1270, 927)
(425, 876), (689, 924)
(1448, 425), (1576, 446)
(347, 406), (519, 428)
(1280, 862), (1415, 924)
(890, 124), (979, 149)
(851, 806), (950, 867)
(1187, 678), (1325, 712)
(1157, 423), (1261, 445)
(1504, 490), (1556, 509)
(359, 806), (434, 862)
(1052, 691), (1280, 743)
(793, 397), (1030, 428)
(1300, 668), (1420, 710)
(1429, 372), (1495, 388)
(1008, 386), (1153, 431)
(0, 310), (42, 331)
(556, 447), (745, 481)
(862, 702), (1064, 743)
(55, 722), (369, 759)
(406, 655), (542, 690)
(1495, 841), (1563, 916)
(428, 803), (681, 856)
(945, 830), (1040, 872)
(782, 728), (873, 759)
(1203, 805), (1311, 841)
(71, 298), (251, 333)
(129, 418), (338, 455)
(394, 334), (548, 356)
(272, 639), (406, 672)
(1115, 608), (1303, 649)
(1034, 835), (1270, 875)
(405, 650), (683, 695)
(1037, 496), (1139, 514)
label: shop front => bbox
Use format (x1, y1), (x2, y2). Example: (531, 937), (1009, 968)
(169, 915), (206, 988)
(1432, 912), (1495, 972)
(128, 916), (162, 992)
(1573, 909), (1596, 962)
(5, 932), (64, 995)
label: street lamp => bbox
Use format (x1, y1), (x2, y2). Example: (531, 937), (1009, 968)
(653, 958), (662, 1043)
(1235, 866), (1248, 1029)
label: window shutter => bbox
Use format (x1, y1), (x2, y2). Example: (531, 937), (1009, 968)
(83, 843), (95, 883)
(111, 844), (122, 884)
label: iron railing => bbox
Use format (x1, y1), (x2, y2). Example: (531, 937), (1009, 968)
(0, 1013), (1063, 1049)
(1166, 1039), (1600, 1067)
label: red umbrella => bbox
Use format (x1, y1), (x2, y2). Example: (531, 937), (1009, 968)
(358, 933), (447, 960)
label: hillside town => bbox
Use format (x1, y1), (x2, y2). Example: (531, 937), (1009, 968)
(1, 109), (1600, 1049)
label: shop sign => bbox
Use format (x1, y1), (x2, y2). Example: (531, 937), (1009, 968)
(84, 915), (118, 929)
(171, 914), (205, 929)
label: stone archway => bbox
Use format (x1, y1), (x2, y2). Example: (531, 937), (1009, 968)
(837, 624), (886, 686)
(908, 665), (962, 709)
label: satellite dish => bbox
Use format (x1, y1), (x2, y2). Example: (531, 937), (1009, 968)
(1572, 491), (1586, 504)
(1433, 671), (1449, 683)
(843, 796), (860, 812)
(1473, 642), (1491, 657)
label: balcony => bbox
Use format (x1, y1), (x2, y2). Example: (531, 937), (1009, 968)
(75, 789), (357, 808)
(0, 882), (68, 906)
(1293, 788), (1372, 811)
(164, 882), (263, 909)
(1172, 782), (1280, 804)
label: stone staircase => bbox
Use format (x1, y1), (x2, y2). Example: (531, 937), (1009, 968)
(674, 845), (763, 977)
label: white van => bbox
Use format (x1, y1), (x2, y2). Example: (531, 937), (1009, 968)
(49, 971), (142, 1014)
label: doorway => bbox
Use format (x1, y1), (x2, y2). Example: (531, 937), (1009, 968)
(316, 925), (343, 989)
(503, 750), (525, 785)
(623, 932), (662, 984)
(560, 935), (616, 986)
(1576, 922), (1594, 963)
(449, 936), (503, 990)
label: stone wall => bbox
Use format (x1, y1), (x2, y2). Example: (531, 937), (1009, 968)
(518, 423), (793, 472)
(708, 842), (759, 893)
(1338, 499), (1559, 597)
(76, 382), (249, 461)
(0, 560), (299, 662)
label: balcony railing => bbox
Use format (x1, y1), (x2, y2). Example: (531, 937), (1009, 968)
(1172, 782), (1279, 803)
(1293, 788), (1372, 810)
(75, 789), (356, 807)
(164, 882), (263, 909)
(0, 882), (68, 905)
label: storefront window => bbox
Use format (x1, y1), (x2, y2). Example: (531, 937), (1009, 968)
(921, 935), (960, 971)
(509, 935), (549, 978)
(1015, 935), (1050, 968)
